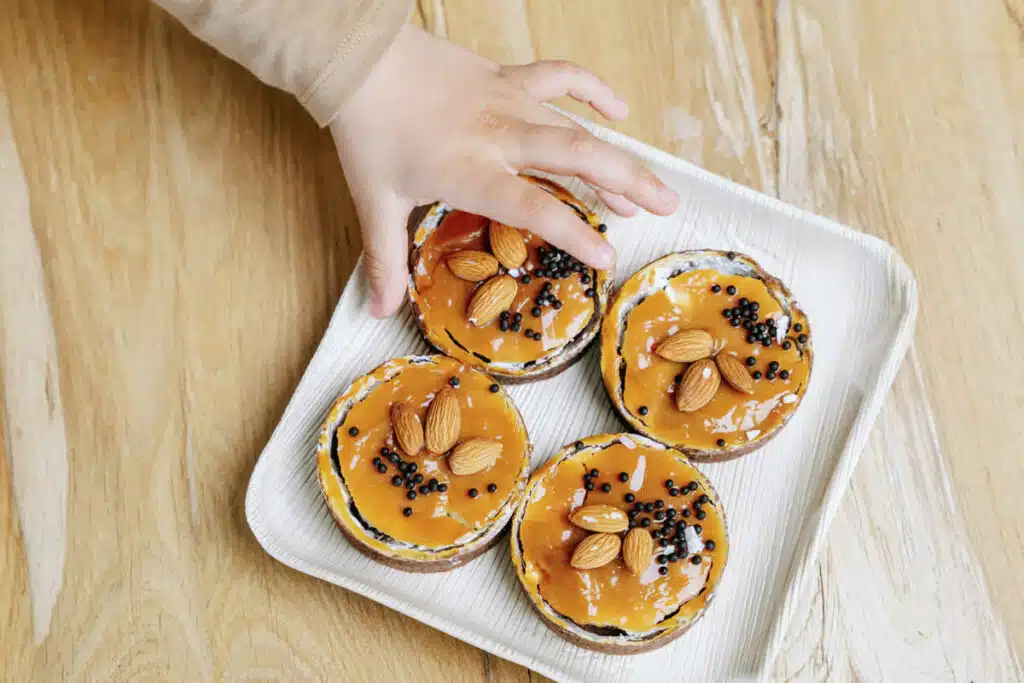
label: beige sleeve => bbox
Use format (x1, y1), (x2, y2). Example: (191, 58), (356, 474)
(153, 0), (413, 126)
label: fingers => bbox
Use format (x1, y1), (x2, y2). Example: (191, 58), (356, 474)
(596, 189), (639, 217)
(501, 60), (628, 121)
(508, 124), (678, 216)
(450, 173), (615, 270)
(356, 193), (413, 318)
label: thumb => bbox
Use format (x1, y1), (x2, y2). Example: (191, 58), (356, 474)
(355, 193), (413, 318)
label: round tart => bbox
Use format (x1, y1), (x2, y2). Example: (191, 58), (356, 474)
(510, 433), (728, 654)
(316, 355), (532, 572)
(409, 176), (613, 382)
(601, 250), (812, 461)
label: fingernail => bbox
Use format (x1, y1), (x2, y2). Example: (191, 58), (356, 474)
(658, 185), (679, 210)
(594, 242), (616, 270)
(369, 295), (387, 319)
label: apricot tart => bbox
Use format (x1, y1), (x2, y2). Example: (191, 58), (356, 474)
(510, 433), (728, 654)
(601, 250), (812, 461)
(316, 355), (532, 571)
(409, 177), (612, 382)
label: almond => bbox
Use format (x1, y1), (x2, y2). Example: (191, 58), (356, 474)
(570, 533), (621, 570)
(716, 353), (754, 395)
(569, 504), (629, 533)
(489, 222), (527, 269)
(425, 387), (461, 453)
(467, 275), (517, 327)
(655, 330), (714, 363)
(446, 250), (500, 282)
(622, 527), (654, 575)
(676, 358), (721, 412)
(448, 438), (502, 476)
(391, 402), (423, 456)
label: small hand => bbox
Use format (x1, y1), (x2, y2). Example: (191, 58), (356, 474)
(330, 25), (679, 318)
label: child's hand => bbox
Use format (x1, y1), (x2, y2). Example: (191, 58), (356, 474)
(331, 25), (680, 318)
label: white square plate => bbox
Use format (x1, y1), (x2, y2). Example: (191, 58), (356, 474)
(245, 119), (917, 682)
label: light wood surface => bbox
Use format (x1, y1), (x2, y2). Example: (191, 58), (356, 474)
(1, 0), (1021, 681)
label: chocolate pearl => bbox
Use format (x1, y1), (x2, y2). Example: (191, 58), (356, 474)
(389, 453), (401, 464)
(429, 478), (439, 491)
(534, 270), (547, 278)
(598, 223), (608, 233)
(752, 370), (763, 380)
(601, 483), (612, 493)
(705, 540), (716, 551)
(513, 312), (523, 323)
(742, 321), (753, 331)
(391, 476), (403, 487)
(739, 297), (749, 307)
(782, 341), (792, 350)
(658, 538), (668, 548)
(654, 500), (665, 510)
(419, 485), (429, 494)
(668, 552), (679, 562)
(780, 370), (790, 380)
(716, 439), (726, 447)
(468, 488), (479, 498)
(726, 285), (737, 295)
(691, 555), (703, 565)
(640, 518), (652, 528)
(638, 405), (649, 416)
(654, 511), (665, 521)
(698, 494), (709, 504)
(688, 482), (699, 492)
(348, 427), (359, 436)
(751, 302), (760, 312)
(581, 274), (591, 284)
(722, 308), (733, 318)
(746, 334), (757, 344)
(524, 328), (534, 338)
(658, 566), (669, 576)
(448, 377), (459, 388)
(793, 323), (803, 332)
(380, 447), (391, 456)
(798, 333), (808, 344)
(520, 274), (532, 285)
(768, 361), (780, 372)
(553, 300), (563, 310)
(377, 464), (387, 473)
(681, 509), (691, 518)
(643, 503), (654, 513)
(403, 507), (413, 517)
(762, 339), (772, 348)
(627, 509), (639, 519)
(405, 480), (416, 490)
(651, 530), (662, 540)
(696, 510), (707, 520)
(693, 524), (703, 534)
(585, 482), (595, 491)
(618, 472), (629, 483)
(590, 469), (600, 477)
(373, 457), (382, 467)
(665, 479), (675, 488)
(575, 440), (585, 449)
(500, 311), (510, 321)
(511, 322), (521, 332)
(766, 371), (777, 381)
(489, 383), (500, 393)
(531, 307), (541, 317)
(711, 284), (722, 293)
(624, 493), (636, 503)
(499, 320), (509, 332)
(730, 318), (741, 327)
(413, 474), (424, 484)
(665, 508), (677, 519)
(656, 555), (667, 565)
(674, 374), (683, 383)
(408, 463), (418, 474)
(746, 356), (757, 367)
(669, 487), (680, 497)
(487, 483), (498, 493)
(727, 251), (737, 259)
(406, 490), (417, 500)
(438, 483), (448, 493)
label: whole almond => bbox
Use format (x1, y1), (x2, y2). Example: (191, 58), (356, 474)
(655, 330), (714, 363)
(489, 222), (527, 269)
(391, 402), (423, 456)
(446, 250), (500, 282)
(622, 527), (654, 575)
(676, 358), (721, 412)
(448, 438), (502, 476)
(467, 275), (517, 327)
(570, 533), (621, 570)
(716, 353), (754, 395)
(569, 504), (629, 533)
(425, 387), (461, 453)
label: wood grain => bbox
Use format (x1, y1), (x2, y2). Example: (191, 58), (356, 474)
(0, 0), (1021, 681)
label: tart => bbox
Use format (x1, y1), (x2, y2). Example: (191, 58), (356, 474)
(316, 355), (532, 572)
(510, 433), (728, 654)
(409, 176), (613, 382)
(601, 250), (812, 461)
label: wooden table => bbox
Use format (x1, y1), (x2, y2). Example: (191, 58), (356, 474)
(2, 1), (1022, 680)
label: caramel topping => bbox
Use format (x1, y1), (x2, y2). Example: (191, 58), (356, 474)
(325, 359), (529, 550)
(604, 267), (811, 450)
(515, 439), (727, 633)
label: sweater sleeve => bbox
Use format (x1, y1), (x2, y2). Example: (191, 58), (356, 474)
(152, 0), (413, 126)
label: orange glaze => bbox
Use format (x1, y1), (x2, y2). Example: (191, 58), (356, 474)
(410, 181), (609, 371)
(604, 268), (811, 451)
(515, 438), (727, 633)
(323, 358), (529, 550)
